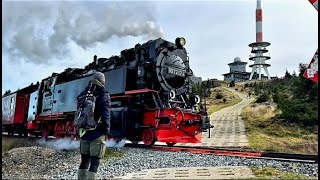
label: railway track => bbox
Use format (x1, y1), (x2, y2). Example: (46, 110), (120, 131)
(4, 133), (318, 164)
(125, 144), (318, 163)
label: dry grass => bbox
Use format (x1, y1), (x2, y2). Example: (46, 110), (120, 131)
(242, 104), (318, 154)
(232, 81), (259, 97)
(2, 137), (27, 153)
(104, 148), (124, 158)
(206, 87), (242, 115)
(242, 104), (276, 120)
(251, 167), (313, 179)
(101, 148), (125, 163)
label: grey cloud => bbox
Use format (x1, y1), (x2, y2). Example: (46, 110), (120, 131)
(12, 26), (50, 60)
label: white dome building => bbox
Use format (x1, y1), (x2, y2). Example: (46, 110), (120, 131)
(222, 57), (251, 82)
(234, 57), (241, 62)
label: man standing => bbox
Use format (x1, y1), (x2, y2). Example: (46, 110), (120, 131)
(77, 72), (111, 180)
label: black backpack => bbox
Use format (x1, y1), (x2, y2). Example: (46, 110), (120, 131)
(74, 84), (99, 130)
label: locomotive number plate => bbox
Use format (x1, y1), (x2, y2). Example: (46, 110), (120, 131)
(167, 67), (185, 77)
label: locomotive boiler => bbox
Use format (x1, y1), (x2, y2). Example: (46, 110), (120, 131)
(2, 37), (213, 146)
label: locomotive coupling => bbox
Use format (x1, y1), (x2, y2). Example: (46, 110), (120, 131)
(201, 116), (213, 131)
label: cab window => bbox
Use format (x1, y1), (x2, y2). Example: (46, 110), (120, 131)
(10, 97), (15, 110)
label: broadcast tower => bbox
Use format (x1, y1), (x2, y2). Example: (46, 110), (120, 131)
(248, 0), (271, 80)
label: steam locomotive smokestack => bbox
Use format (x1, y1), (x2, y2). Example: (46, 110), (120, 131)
(94, 55), (97, 64)
(256, 0), (263, 42)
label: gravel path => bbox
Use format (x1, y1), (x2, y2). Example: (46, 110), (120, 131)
(177, 87), (253, 147)
(3, 146), (317, 179)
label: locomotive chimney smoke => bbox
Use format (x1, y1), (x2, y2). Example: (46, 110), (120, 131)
(3, 1), (165, 64)
(37, 138), (80, 151)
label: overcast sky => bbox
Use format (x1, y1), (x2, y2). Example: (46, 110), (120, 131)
(2, 0), (318, 93)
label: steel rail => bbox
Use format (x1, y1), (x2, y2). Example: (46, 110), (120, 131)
(3, 133), (317, 163)
(125, 144), (318, 163)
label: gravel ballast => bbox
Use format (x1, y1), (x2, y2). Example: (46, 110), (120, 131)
(2, 146), (318, 179)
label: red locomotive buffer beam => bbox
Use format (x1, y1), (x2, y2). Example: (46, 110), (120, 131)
(147, 108), (205, 144)
(303, 49), (318, 83)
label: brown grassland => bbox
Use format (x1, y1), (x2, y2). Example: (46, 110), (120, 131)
(241, 103), (318, 155)
(206, 87), (242, 115)
(250, 167), (312, 179)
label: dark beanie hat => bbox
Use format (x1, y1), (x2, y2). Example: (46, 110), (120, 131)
(92, 72), (105, 86)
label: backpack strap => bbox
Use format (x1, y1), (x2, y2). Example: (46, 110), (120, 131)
(79, 117), (102, 138)
(87, 83), (92, 93)
(87, 83), (97, 95)
(79, 128), (86, 137)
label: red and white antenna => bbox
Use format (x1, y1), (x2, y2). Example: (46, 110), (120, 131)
(256, 0), (263, 42)
(248, 0), (271, 81)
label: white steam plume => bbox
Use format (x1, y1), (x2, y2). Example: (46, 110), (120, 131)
(105, 138), (127, 148)
(3, 1), (165, 64)
(37, 138), (126, 151)
(37, 138), (80, 151)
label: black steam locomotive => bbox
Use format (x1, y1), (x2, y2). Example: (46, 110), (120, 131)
(2, 37), (212, 146)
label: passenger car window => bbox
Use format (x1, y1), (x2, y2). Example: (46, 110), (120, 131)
(10, 97), (15, 110)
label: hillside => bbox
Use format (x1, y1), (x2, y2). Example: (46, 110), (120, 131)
(206, 87), (242, 115)
(239, 64), (318, 154)
(241, 102), (318, 154)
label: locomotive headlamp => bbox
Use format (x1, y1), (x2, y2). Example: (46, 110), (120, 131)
(179, 37), (186, 46)
(169, 89), (176, 99)
(175, 37), (186, 47)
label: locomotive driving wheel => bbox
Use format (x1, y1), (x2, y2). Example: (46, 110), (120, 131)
(142, 129), (156, 147)
(54, 121), (65, 139)
(42, 128), (49, 141)
(65, 121), (79, 140)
